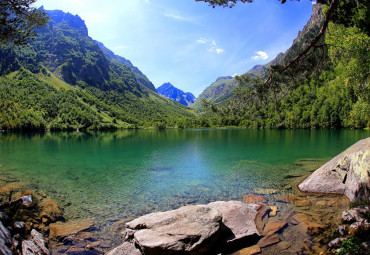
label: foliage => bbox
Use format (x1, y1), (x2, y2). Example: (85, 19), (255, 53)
(198, 0), (369, 129)
(0, 10), (197, 131)
(196, 0), (256, 8)
(0, 0), (49, 46)
(337, 237), (362, 255)
(325, 23), (369, 102)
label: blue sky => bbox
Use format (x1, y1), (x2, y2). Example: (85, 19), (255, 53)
(34, 0), (314, 96)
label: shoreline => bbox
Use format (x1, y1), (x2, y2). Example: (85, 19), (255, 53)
(0, 171), (357, 254)
(1, 136), (369, 254)
(1, 126), (369, 133)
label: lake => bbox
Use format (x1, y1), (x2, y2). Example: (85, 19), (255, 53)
(0, 129), (369, 246)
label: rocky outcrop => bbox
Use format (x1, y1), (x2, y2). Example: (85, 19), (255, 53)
(207, 201), (260, 245)
(327, 206), (370, 253)
(124, 205), (223, 255)
(109, 201), (264, 255)
(22, 230), (49, 255)
(298, 138), (370, 202)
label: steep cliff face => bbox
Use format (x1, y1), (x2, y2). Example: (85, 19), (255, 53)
(157, 83), (196, 106)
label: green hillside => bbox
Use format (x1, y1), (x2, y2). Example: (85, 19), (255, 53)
(0, 9), (195, 131)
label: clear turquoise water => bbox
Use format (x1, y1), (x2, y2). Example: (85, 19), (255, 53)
(0, 129), (369, 239)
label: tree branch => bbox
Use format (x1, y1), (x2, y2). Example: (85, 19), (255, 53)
(264, 0), (339, 86)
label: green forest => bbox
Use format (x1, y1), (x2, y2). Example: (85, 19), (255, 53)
(0, 0), (369, 131)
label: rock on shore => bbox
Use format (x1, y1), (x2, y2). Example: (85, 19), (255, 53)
(109, 201), (263, 255)
(298, 137), (370, 202)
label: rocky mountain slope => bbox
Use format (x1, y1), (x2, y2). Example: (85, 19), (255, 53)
(0, 9), (194, 130)
(157, 82), (196, 106)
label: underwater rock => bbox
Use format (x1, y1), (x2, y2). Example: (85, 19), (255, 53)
(275, 194), (299, 203)
(293, 199), (311, 207)
(49, 219), (94, 240)
(257, 232), (280, 248)
(0, 183), (27, 197)
(39, 198), (63, 222)
(298, 138), (370, 202)
(262, 220), (287, 235)
(234, 244), (261, 255)
(254, 205), (271, 234)
(276, 241), (291, 251)
(253, 188), (280, 195)
(268, 206), (278, 217)
(242, 194), (267, 204)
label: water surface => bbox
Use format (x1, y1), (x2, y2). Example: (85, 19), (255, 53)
(0, 129), (368, 242)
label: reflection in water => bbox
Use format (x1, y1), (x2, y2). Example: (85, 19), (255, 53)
(0, 129), (368, 247)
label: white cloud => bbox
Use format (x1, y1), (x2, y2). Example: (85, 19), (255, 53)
(232, 73), (238, 77)
(196, 38), (207, 44)
(198, 39), (224, 54)
(252, 51), (268, 60)
(161, 12), (194, 22)
(216, 48), (224, 54)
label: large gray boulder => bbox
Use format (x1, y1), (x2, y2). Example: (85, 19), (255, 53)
(298, 137), (370, 202)
(124, 205), (223, 255)
(207, 201), (260, 245)
(109, 201), (264, 255)
(107, 241), (142, 255)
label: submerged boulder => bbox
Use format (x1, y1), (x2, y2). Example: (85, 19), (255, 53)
(49, 219), (94, 240)
(298, 138), (370, 202)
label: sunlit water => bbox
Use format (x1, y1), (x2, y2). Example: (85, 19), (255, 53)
(0, 129), (368, 246)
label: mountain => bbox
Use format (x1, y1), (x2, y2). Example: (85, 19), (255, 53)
(94, 40), (157, 92)
(190, 76), (236, 109)
(191, 4), (324, 109)
(0, 9), (194, 130)
(157, 83), (196, 106)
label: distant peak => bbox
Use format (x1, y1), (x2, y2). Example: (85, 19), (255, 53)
(158, 82), (174, 89)
(215, 76), (233, 82)
(248, 65), (262, 72)
(157, 83), (196, 106)
(46, 9), (88, 36)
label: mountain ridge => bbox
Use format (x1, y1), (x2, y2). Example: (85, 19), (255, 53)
(157, 82), (196, 106)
